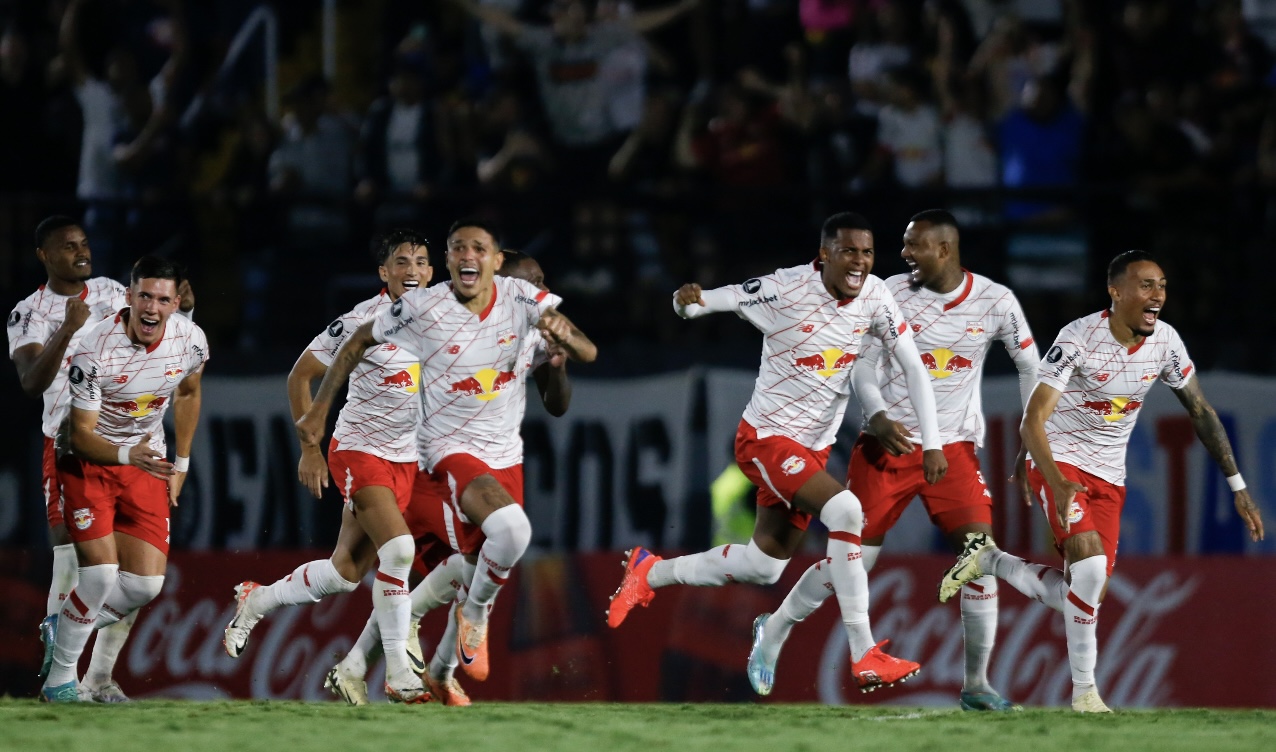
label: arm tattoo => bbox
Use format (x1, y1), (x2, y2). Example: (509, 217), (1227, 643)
(1177, 382), (1239, 476)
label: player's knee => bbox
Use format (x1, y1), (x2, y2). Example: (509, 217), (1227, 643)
(481, 504), (532, 558)
(818, 489), (863, 534)
(744, 540), (788, 585)
(377, 535), (416, 572)
(118, 572), (165, 610)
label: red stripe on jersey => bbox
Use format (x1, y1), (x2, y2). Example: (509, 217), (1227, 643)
(1020, 337), (1035, 350)
(942, 271), (975, 311)
(375, 571), (406, 588)
(535, 290), (548, 302)
(69, 589), (89, 615)
(1182, 365), (1193, 378)
(478, 283), (498, 322)
(897, 321), (906, 334)
(828, 530), (862, 545)
(1127, 338), (1145, 355)
(1067, 590), (1096, 616)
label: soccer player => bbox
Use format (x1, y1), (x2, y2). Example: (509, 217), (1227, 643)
(8, 217), (192, 702)
(939, 250), (1265, 712)
(297, 219), (595, 697)
(746, 210), (1038, 709)
(222, 230), (434, 703)
(327, 250), (575, 707)
(607, 212), (944, 692)
(38, 255), (206, 702)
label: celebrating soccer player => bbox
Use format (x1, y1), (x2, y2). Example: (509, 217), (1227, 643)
(38, 255), (206, 702)
(327, 250), (575, 707)
(607, 212), (943, 692)
(938, 250), (1264, 712)
(746, 210), (1038, 708)
(297, 218), (595, 695)
(222, 230), (434, 704)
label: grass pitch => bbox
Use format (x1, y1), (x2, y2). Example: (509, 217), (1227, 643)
(3, 701), (1274, 752)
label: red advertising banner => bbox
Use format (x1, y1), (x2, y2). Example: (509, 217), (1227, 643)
(3, 551), (1273, 706)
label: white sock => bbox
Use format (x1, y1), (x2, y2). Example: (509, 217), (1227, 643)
(373, 535), (415, 682)
(463, 505), (531, 623)
(96, 572), (164, 628)
(984, 547), (1068, 612)
(48, 544), (78, 617)
(757, 556), (834, 666)
(819, 490), (874, 661)
(429, 600), (462, 680)
(647, 540), (787, 588)
(411, 554), (467, 618)
(960, 575), (998, 693)
(1064, 554), (1106, 700)
(46, 563), (117, 687)
(253, 559), (358, 616)
(85, 609), (138, 688)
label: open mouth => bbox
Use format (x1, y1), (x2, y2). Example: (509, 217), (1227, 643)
(458, 266), (479, 285)
(138, 315), (160, 338)
(402, 279), (419, 290)
(1142, 306), (1160, 328)
(845, 270), (864, 290)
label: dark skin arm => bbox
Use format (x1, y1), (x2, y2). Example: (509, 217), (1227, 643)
(532, 346), (571, 417)
(537, 308), (597, 363)
(1172, 378), (1264, 541)
(11, 299), (91, 398)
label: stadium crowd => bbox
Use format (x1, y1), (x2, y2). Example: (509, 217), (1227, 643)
(2, 0), (1276, 371)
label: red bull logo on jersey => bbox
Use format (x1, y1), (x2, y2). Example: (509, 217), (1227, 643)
(497, 331), (518, 351)
(793, 348), (856, 378)
(107, 394), (166, 418)
(1081, 396), (1142, 422)
(378, 363), (421, 394)
(448, 368), (517, 402)
(781, 456), (806, 475)
(921, 348), (975, 379)
(1067, 501), (1084, 524)
(1140, 372), (1158, 384)
(965, 321), (985, 340)
(72, 508), (94, 531)
(164, 361), (184, 381)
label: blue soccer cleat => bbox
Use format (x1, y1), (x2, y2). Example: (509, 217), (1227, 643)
(960, 689), (1022, 712)
(40, 680), (80, 703)
(38, 614), (58, 681)
(746, 613), (777, 696)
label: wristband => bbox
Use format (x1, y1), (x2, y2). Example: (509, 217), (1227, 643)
(1227, 473), (1246, 492)
(117, 444), (131, 466)
(173, 456), (190, 472)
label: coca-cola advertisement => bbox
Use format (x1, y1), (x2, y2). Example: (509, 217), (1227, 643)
(4, 551), (1273, 706)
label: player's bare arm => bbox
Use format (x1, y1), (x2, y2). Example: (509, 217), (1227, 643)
(169, 369), (202, 506)
(1020, 383), (1086, 532)
(288, 350), (332, 498)
(12, 298), (90, 397)
(533, 354), (572, 417)
(537, 308), (597, 363)
(68, 406), (173, 481)
(1011, 444), (1032, 506)
(674, 283), (705, 307)
(1172, 378), (1265, 541)
(295, 321), (378, 447)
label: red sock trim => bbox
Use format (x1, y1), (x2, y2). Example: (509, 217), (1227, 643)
(375, 571), (406, 588)
(68, 590), (88, 615)
(966, 582), (985, 593)
(1067, 590), (1096, 616)
(486, 569), (508, 585)
(828, 531), (861, 545)
(302, 565), (310, 588)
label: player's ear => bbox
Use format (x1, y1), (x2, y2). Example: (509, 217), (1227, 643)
(378, 266), (389, 283)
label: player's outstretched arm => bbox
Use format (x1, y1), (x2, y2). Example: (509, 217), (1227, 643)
(68, 407), (173, 481)
(890, 334), (947, 483)
(295, 322), (377, 448)
(288, 350), (331, 498)
(672, 283), (737, 319)
(169, 369), (202, 506)
(1172, 378), (1264, 542)
(537, 309), (597, 363)
(1020, 383), (1085, 530)
(12, 298), (90, 397)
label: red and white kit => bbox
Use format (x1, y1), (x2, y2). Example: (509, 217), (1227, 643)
(1030, 310), (1195, 566)
(309, 290), (421, 507)
(7, 279), (127, 527)
(851, 271), (1038, 535)
(61, 311), (209, 553)
(681, 263), (930, 527)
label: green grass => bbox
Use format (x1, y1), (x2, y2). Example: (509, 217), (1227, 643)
(2, 701), (1274, 752)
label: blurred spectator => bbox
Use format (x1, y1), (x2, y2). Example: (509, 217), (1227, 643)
(942, 78), (997, 189)
(968, 14), (1060, 120)
(472, 84), (555, 191)
(997, 72), (1084, 225)
(355, 58), (451, 228)
(608, 86), (684, 189)
(799, 0), (883, 82)
(676, 82), (790, 189)
(1110, 0), (1201, 95)
(860, 66), (943, 188)
(454, 0), (698, 187)
(847, 3), (913, 116)
(0, 24), (48, 192)
(268, 75), (354, 251)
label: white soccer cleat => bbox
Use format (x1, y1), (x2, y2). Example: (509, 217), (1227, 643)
(223, 581), (262, 658)
(1072, 687), (1113, 713)
(406, 616), (426, 675)
(86, 681), (131, 703)
(938, 532), (993, 604)
(324, 664), (369, 706)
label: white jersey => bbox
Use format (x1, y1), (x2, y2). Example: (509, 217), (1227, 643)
(1036, 310), (1194, 485)
(861, 271), (1036, 447)
(717, 264), (913, 450)
(372, 276), (561, 471)
(7, 278), (128, 438)
(68, 312), (209, 457)
(309, 290), (420, 463)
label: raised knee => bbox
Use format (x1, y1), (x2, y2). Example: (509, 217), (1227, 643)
(377, 535), (416, 572)
(819, 490), (863, 534)
(482, 505), (532, 555)
(745, 542), (788, 585)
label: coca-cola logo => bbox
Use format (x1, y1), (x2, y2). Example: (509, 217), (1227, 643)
(815, 567), (1195, 707)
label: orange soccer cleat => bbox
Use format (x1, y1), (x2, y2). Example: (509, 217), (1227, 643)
(455, 606), (490, 682)
(425, 673), (473, 707)
(850, 639), (921, 693)
(606, 547), (660, 628)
